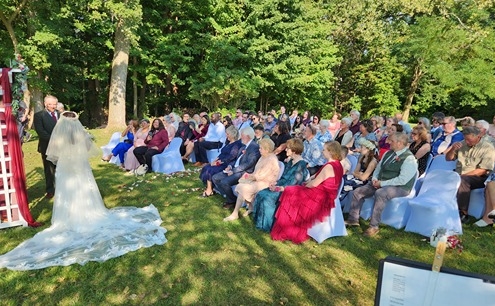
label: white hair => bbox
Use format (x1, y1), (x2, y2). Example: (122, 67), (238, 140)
(320, 119), (330, 129)
(341, 117), (352, 125)
(240, 126), (255, 140)
(350, 110), (360, 118)
(476, 120), (489, 131)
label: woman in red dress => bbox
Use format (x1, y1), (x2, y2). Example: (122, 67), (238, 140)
(271, 141), (344, 244)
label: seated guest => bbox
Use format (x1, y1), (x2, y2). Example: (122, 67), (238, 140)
(445, 126), (495, 223)
(328, 112), (341, 139)
(169, 112), (180, 130)
(232, 109), (243, 128)
(289, 110), (299, 129)
(271, 121), (292, 162)
(163, 115), (177, 140)
(250, 113), (263, 130)
(334, 117), (353, 148)
(263, 113), (277, 134)
(124, 119), (150, 171)
(458, 116), (475, 129)
(291, 115), (303, 135)
(133, 118), (170, 173)
(316, 120), (332, 143)
(224, 138), (280, 221)
(236, 111), (252, 130)
(254, 125), (269, 143)
(341, 138), (378, 199)
(340, 146), (352, 174)
(102, 119), (139, 164)
(430, 111), (445, 140)
(395, 112), (412, 135)
(431, 116), (463, 156)
(345, 132), (417, 236)
(475, 120), (495, 147)
(349, 110), (361, 135)
(474, 173), (495, 227)
(417, 117), (431, 142)
(182, 114), (210, 160)
(212, 127), (261, 209)
(193, 113), (226, 167)
(175, 113), (194, 156)
(351, 119), (378, 154)
(223, 115), (233, 129)
(301, 111), (311, 126)
(271, 141), (344, 244)
(199, 126), (243, 197)
(252, 139), (309, 231)
(409, 125), (431, 176)
(302, 124), (327, 175)
(311, 114), (320, 128)
(378, 123), (403, 160)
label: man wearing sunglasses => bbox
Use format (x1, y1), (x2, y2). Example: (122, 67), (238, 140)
(431, 116), (464, 156)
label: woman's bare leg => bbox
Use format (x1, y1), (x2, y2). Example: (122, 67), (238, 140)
(224, 195), (244, 221)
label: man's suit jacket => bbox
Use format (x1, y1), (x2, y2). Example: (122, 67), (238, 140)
(33, 110), (59, 154)
(230, 141), (261, 174)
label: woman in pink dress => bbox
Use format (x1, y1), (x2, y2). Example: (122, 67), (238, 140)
(271, 141), (344, 244)
(124, 119), (150, 171)
(328, 112), (341, 139)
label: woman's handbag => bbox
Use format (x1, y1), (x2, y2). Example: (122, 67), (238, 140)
(135, 164), (148, 176)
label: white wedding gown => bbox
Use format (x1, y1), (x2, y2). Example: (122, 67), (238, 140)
(0, 114), (167, 271)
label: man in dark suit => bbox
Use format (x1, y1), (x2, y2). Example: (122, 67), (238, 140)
(212, 127), (261, 209)
(33, 95), (59, 198)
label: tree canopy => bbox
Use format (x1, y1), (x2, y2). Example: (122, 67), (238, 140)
(1, 0), (494, 127)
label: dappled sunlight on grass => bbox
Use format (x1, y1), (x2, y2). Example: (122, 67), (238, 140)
(0, 128), (493, 304)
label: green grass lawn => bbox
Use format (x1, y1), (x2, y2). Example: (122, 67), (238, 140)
(1, 128), (494, 305)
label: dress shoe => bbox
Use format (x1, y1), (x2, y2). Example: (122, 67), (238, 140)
(363, 227), (380, 237)
(222, 202), (235, 209)
(45, 192), (54, 199)
(460, 214), (470, 224)
(344, 220), (360, 227)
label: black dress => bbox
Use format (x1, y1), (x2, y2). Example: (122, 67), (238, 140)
(409, 141), (428, 176)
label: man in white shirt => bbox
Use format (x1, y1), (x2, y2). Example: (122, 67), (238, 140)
(193, 113), (226, 166)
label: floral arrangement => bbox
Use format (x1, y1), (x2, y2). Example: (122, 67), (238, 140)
(430, 227), (463, 253)
(10, 53), (29, 116)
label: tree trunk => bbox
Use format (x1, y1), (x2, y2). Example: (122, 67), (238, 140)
(107, 19), (131, 129)
(132, 56), (138, 118)
(403, 62), (423, 122)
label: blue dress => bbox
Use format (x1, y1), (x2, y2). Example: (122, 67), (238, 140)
(252, 159), (309, 232)
(112, 131), (134, 163)
(199, 140), (244, 184)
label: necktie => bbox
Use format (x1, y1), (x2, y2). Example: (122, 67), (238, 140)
(50, 112), (57, 122)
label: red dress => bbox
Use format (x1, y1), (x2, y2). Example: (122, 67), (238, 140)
(271, 160), (344, 244)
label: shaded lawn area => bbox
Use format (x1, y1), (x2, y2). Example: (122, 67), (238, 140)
(1, 128), (494, 305)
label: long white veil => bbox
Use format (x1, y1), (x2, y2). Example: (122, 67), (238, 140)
(0, 111), (167, 270)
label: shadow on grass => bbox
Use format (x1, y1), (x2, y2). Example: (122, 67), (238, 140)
(2, 155), (495, 305)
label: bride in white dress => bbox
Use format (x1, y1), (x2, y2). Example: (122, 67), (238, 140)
(0, 111), (167, 270)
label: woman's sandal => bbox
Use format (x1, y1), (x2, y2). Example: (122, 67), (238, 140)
(201, 191), (215, 197)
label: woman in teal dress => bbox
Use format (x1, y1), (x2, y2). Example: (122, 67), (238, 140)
(252, 138), (309, 232)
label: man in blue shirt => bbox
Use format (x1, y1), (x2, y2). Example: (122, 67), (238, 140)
(431, 116), (464, 156)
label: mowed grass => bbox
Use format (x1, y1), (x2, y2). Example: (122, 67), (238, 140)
(1, 128), (494, 305)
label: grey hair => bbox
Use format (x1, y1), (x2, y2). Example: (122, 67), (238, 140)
(341, 117), (352, 125)
(350, 110), (360, 118)
(391, 132), (409, 146)
(226, 125), (239, 140)
(320, 119), (330, 129)
(476, 120), (489, 131)
(462, 126), (481, 136)
(418, 117), (431, 130)
(240, 126), (255, 140)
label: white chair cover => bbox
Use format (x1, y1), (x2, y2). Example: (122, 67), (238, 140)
(308, 179), (347, 243)
(100, 132), (121, 158)
(426, 154), (457, 172)
(380, 171), (419, 229)
(468, 188), (485, 219)
(405, 169), (462, 237)
(348, 154), (358, 174)
(151, 137), (185, 174)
